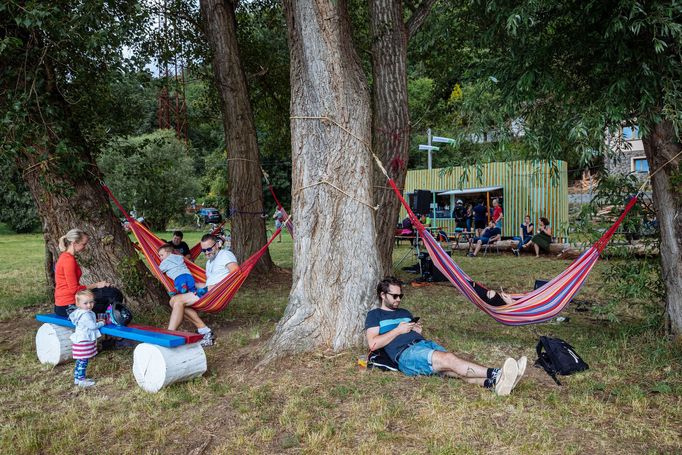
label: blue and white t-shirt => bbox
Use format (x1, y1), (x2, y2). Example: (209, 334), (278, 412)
(365, 307), (424, 362)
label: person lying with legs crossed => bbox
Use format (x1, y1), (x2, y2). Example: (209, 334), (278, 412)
(365, 277), (525, 396)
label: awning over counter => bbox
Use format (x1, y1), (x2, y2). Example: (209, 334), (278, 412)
(437, 186), (503, 196)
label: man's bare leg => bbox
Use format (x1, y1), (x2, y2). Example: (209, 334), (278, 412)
(431, 351), (488, 384)
(168, 293), (200, 330)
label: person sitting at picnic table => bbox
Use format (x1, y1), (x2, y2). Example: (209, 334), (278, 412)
(54, 228), (120, 317)
(467, 221), (502, 257)
(512, 215), (534, 256)
(365, 277), (525, 396)
(167, 234), (239, 346)
(398, 216), (414, 236)
(524, 217), (552, 257)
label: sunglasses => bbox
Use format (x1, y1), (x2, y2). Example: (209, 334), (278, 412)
(386, 293), (404, 299)
(201, 242), (218, 253)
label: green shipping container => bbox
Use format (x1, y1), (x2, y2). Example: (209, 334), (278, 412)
(401, 160), (569, 241)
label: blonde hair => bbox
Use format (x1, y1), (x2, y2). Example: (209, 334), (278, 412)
(158, 244), (175, 254)
(75, 289), (94, 304)
(58, 229), (88, 252)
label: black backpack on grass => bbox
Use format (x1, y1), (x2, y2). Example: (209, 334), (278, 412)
(535, 336), (589, 385)
(368, 348), (399, 372)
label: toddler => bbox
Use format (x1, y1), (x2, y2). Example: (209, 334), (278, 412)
(158, 244), (196, 295)
(69, 290), (105, 388)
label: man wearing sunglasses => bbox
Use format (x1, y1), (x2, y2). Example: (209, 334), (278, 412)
(167, 234), (239, 346)
(365, 277), (525, 396)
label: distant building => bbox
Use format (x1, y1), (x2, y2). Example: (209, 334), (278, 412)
(402, 160), (569, 241)
(605, 125), (649, 178)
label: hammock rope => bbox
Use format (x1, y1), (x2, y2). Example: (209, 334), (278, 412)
(102, 184), (280, 314)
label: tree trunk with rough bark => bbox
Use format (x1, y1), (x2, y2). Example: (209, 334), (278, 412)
(642, 119), (682, 340)
(369, 0), (411, 275)
(262, 0), (381, 362)
(369, 0), (435, 275)
(200, 0), (275, 273)
(20, 150), (169, 312)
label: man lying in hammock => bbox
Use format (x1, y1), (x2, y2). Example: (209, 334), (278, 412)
(365, 277), (525, 396)
(168, 234), (239, 347)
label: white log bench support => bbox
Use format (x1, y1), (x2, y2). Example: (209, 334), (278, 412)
(133, 343), (207, 393)
(35, 314), (206, 392)
(36, 323), (74, 365)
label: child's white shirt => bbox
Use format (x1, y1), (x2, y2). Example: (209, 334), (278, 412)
(69, 309), (104, 343)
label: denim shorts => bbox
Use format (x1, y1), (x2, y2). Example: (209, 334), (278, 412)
(397, 340), (447, 376)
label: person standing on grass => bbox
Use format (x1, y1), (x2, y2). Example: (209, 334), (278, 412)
(273, 208), (284, 243)
(167, 234), (239, 346)
(472, 201), (487, 236)
(491, 198), (503, 230)
(365, 277), (526, 396)
(69, 290), (105, 388)
(54, 229), (121, 317)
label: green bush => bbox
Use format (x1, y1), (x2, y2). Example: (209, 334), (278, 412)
(98, 130), (200, 230)
(0, 158), (40, 233)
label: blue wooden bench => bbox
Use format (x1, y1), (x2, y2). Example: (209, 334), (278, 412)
(35, 313), (208, 392)
(35, 314), (200, 348)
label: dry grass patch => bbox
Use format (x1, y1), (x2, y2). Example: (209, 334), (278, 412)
(0, 233), (680, 453)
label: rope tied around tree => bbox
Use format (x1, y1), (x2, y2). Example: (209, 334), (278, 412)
(292, 179), (379, 211)
(289, 114), (398, 210)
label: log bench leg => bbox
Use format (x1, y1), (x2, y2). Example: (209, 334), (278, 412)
(133, 343), (207, 393)
(36, 323), (73, 366)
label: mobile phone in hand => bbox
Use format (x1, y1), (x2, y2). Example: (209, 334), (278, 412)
(411, 317), (420, 323)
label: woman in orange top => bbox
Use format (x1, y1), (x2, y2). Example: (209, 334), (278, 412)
(54, 229), (111, 317)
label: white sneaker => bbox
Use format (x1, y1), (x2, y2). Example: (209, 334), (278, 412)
(199, 331), (215, 347)
(513, 356), (527, 388)
(74, 378), (96, 388)
(494, 358), (518, 396)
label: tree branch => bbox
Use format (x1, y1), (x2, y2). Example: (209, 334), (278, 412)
(406, 0), (437, 39)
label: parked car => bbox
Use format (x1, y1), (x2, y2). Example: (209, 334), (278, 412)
(197, 208), (222, 224)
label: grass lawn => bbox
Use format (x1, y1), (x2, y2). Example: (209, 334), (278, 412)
(0, 225), (680, 454)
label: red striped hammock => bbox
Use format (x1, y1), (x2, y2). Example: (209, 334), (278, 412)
(388, 179), (639, 325)
(103, 184), (279, 314)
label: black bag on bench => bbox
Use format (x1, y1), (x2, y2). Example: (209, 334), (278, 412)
(368, 348), (399, 372)
(534, 336), (589, 385)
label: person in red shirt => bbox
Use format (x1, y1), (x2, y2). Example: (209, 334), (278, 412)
(54, 229), (111, 317)
(491, 198), (503, 230)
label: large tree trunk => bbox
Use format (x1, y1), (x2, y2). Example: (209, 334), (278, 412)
(20, 150), (169, 312)
(642, 119), (682, 340)
(369, 0), (411, 275)
(200, 0), (275, 272)
(262, 0), (381, 362)
(369, 0), (436, 274)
